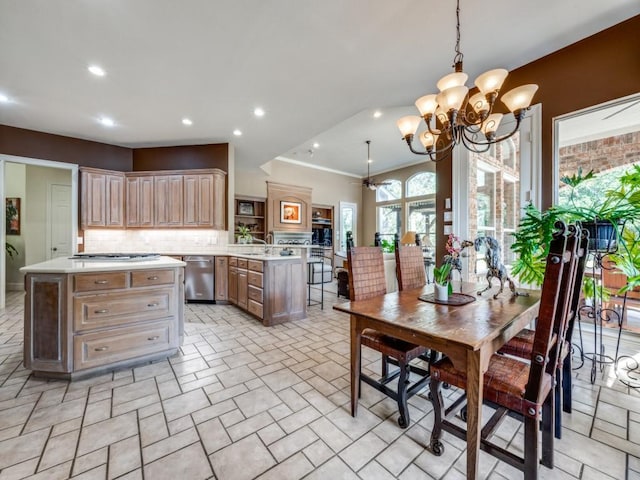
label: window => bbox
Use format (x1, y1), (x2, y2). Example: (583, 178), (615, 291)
(375, 180), (401, 202)
(407, 172), (436, 197)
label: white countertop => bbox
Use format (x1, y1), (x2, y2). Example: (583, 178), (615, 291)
(20, 255), (186, 274)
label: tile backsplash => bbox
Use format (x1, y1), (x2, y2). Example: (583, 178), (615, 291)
(83, 229), (229, 254)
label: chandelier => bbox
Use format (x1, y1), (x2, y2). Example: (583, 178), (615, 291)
(396, 0), (538, 162)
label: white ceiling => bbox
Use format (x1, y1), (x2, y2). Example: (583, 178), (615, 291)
(1, 1), (638, 178)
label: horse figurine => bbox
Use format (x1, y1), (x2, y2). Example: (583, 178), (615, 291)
(443, 240), (473, 287)
(473, 236), (524, 299)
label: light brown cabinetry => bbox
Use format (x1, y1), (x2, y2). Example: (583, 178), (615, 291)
(82, 168), (226, 230)
(125, 175), (154, 227)
(214, 256), (228, 302)
(227, 256), (306, 325)
(24, 266), (183, 379)
(235, 196), (266, 240)
(80, 167), (125, 228)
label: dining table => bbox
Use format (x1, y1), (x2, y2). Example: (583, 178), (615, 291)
(333, 282), (541, 480)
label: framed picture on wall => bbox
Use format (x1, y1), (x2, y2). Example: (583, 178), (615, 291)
(6, 197), (20, 235)
(280, 201), (302, 224)
(238, 201), (254, 216)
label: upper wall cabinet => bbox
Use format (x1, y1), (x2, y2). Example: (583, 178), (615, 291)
(81, 168), (227, 230)
(80, 167), (125, 229)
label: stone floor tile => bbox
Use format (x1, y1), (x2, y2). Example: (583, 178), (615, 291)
(26, 461), (72, 480)
(278, 405), (322, 434)
(215, 365), (257, 388)
(108, 434), (141, 478)
(302, 439), (334, 467)
(256, 452), (314, 480)
(398, 463), (439, 480)
(357, 461), (399, 480)
(38, 429), (80, 471)
(0, 402), (34, 431)
(277, 387), (310, 412)
(72, 447), (107, 476)
(23, 397), (86, 433)
(339, 431), (388, 472)
(162, 388), (210, 421)
(112, 393), (160, 417)
(375, 434), (424, 477)
(210, 434), (276, 480)
(227, 411), (274, 442)
(83, 398), (111, 426)
(197, 417), (232, 454)
(268, 426), (318, 462)
(311, 360), (349, 382)
(303, 456), (359, 480)
(77, 412), (138, 456)
(261, 368), (303, 392)
(0, 457), (38, 480)
(326, 405), (383, 440)
(144, 442), (212, 480)
(142, 427), (199, 464)
(0, 428), (49, 470)
(233, 386), (281, 417)
(258, 423), (287, 446)
(191, 398), (236, 424)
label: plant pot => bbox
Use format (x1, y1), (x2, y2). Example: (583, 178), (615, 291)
(434, 283), (449, 301)
(582, 219), (625, 253)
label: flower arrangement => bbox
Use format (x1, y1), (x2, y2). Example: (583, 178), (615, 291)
(433, 263), (453, 286)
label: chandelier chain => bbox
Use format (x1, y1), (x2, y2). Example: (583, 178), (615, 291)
(453, 0), (463, 68)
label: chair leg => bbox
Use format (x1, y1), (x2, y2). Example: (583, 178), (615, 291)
(562, 354), (572, 413)
(554, 366), (562, 440)
(397, 360), (410, 428)
(381, 355), (389, 377)
(541, 392), (554, 469)
(428, 377), (445, 456)
(524, 415), (540, 480)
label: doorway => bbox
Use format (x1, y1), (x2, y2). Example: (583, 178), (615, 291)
(1, 155), (78, 308)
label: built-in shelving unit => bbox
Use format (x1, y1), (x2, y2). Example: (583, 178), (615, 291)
(235, 196), (266, 241)
(311, 204), (333, 250)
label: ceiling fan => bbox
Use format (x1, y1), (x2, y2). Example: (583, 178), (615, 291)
(362, 140), (391, 190)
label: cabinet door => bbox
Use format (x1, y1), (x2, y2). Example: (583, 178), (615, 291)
(105, 174), (125, 227)
(212, 170), (226, 230)
(183, 174), (215, 227)
(237, 269), (248, 309)
(155, 175), (183, 226)
(215, 256), (228, 301)
(228, 265), (238, 304)
(81, 170), (106, 227)
(126, 176), (154, 227)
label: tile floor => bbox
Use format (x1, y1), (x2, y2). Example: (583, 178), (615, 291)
(1, 285), (640, 480)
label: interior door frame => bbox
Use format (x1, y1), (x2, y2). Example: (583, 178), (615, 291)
(0, 154), (78, 309)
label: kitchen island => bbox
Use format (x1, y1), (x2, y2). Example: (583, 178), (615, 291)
(21, 256), (185, 379)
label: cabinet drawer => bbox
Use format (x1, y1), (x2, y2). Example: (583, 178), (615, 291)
(74, 272), (128, 292)
(74, 288), (173, 331)
(248, 285), (263, 303)
(237, 258), (248, 269)
(248, 271), (263, 288)
(248, 260), (263, 273)
(248, 299), (263, 319)
(131, 269), (175, 287)
(74, 320), (174, 370)
(229, 257), (237, 266)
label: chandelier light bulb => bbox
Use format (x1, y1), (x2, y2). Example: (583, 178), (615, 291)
(437, 85), (468, 112)
(501, 84), (539, 113)
(468, 92), (489, 114)
(415, 94), (438, 117)
(420, 131), (437, 149)
(474, 69), (508, 95)
(436, 72), (468, 92)
(480, 113), (503, 136)
(396, 115), (422, 138)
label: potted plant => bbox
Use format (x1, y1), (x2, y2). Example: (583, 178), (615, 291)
(512, 165), (640, 291)
(236, 225), (252, 244)
(433, 262), (453, 300)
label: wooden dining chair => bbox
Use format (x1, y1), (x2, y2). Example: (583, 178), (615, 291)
(428, 221), (577, 480)
(498, 225), (588, 438)
(395, 245), (427, 291)
(347, 246), (430, 428)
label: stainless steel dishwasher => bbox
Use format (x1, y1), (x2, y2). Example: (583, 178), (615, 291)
(184, 256), (215, 302)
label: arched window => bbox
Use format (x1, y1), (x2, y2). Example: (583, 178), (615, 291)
(406, 172), (436, 197)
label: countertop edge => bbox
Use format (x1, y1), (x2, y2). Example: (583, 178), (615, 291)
(20, 256), (186, 273)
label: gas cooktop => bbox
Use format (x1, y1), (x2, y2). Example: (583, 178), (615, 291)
(69, 253), (161, 261)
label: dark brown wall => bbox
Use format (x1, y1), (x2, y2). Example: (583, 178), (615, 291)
(132, 144), (229, 171)
(0, 125), (132, 170)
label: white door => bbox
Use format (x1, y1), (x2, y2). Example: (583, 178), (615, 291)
(339, 201), (357, 251)
(48, 184), (72, 259)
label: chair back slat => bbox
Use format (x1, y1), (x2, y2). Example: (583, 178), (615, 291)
(563, 227), (590, 348)
(396, 245), (427, 291)
(347, 246), (387, 301)
(524, 222), (571, 400)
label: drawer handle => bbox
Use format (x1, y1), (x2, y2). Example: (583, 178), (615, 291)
(94, 309), (109, 314)
(147, 302), (159, 307)
(147, 335), (160, 341)
(94, 346), (109, 352)
(94, 280), (109, 285)
(147, 276), (159, 280)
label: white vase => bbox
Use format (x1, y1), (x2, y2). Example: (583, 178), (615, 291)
(434, 283), (449, 301)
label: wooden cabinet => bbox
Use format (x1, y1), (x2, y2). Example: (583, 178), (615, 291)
(154, 174), (183, 226)
(80, 167), (125, 228)
(227, 256), (306, 325)
(311, 204), (334, 251)
(125, 175), (154, 227)
(24, 265), (183, 379)
(214, 256), (228, 302)
(235, 196), (266, 240)
(82, 168), (226, 230)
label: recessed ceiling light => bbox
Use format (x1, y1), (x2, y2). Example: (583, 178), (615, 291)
(313, 142), (319, 148)
(373, 110), (382, 118)
(99, 116), (114, 127)
(233, 129), (242, 136)
(253, 107), (265, 117)
(182, 118), (193, 126)
(88, 65), (106, 77)
(0, 93), (9, 103)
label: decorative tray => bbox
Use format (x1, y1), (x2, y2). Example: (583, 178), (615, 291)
(419, 292), (477, 306)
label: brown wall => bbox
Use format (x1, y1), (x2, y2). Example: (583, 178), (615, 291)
(0, 125), (132, 170)
(132, 144), (229, 171)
